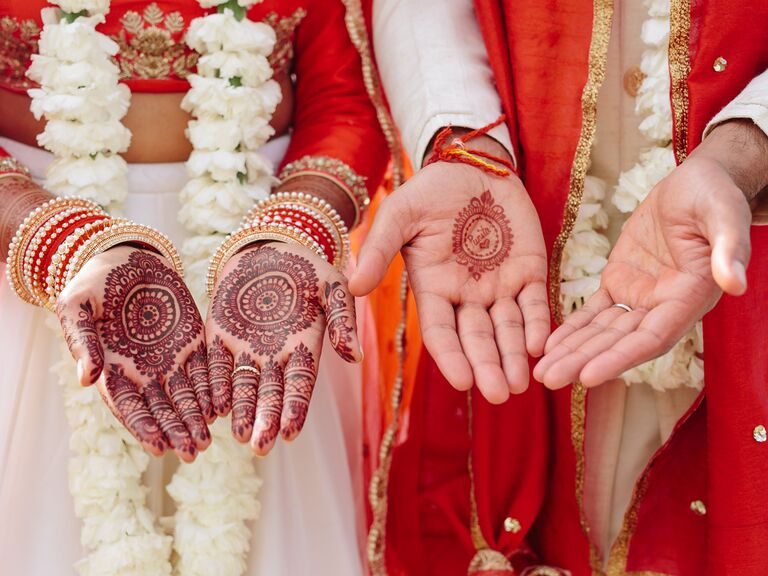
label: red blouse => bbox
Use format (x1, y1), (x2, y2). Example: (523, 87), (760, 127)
(0, 0), (389, 198)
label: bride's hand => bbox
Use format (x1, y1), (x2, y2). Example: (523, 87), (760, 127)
(205, 242), (361, 456)
(55, 246), (213, 462)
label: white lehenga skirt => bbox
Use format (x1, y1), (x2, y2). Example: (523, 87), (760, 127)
(0, 136), (366, 576)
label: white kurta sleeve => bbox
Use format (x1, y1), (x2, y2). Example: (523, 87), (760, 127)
(372, 0), (515, 167)
(704, 69), (768, 139)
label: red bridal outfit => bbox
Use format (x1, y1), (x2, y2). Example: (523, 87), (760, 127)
(368, 0), (768, 574)
(0, 1), (393, 574)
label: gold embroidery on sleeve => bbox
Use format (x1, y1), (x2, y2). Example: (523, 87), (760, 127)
(0, 16), (40, 91)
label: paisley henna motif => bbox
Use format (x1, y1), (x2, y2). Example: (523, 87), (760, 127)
(211, 246), (321, 357)
(58, 299), (104, 381)
(324, 281), (356, 362)
(452, 190), (513, 280)
(281, 343), (316, 440)
(100, 251), (202, 376)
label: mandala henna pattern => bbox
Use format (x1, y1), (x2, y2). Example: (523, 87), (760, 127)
(212, 247), (321, 357)
(281, 343), (316, 439)
(324, 281), (355, 363)
(168, 367), (209, 443)
(231, 351), (258, 441)
(144, 377), (194, 456)
(105, 363), (166, 452)
(208, 335), (233, 414)
(452, 190), (513, 280)
(100, 251), (202, 376)
(186, 341), (214, 421)
(255, 359), (283, 450)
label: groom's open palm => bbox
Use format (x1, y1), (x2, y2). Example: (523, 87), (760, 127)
(350, 163), (549, 403)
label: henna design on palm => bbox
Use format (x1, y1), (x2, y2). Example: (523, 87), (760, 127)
(208, 335), (233, 415)
(324, 281), (355, 363)
(104, 363), (166, 452)
(452, 190), (513, 280)
(254, 359), (283, 451)
(211, 247), (321, 357)
(231, 351), (258, 442)
(58, 299), (104, 382)
(100, 251), (202, 376)
(186, 341), (214, 422)
(281, 343), (316, 440)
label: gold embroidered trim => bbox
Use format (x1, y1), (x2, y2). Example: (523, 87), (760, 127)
(0, 16), (39, 91)
(366, 270), (408, 576)
(340, 0), (404, 189)
(265, 8), (306, 76)
(669, 0), (692, 164)
(112, 3), (197, 80)
(559, 2), (614, 575)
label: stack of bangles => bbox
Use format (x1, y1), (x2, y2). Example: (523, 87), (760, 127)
(6, 193), (183, 311)
(207, 191), (351, 296)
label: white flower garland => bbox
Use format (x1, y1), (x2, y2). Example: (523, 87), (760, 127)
(560, 0), (703, 392)
(28, 1), (280, 574)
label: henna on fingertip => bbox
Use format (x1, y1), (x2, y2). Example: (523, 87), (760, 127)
(168, 367), (211, 449)
(324, 280), (361, 363)
(208, 335), (234, 416)
(186, 341), (215, 423)
(231, 351), (258, 442)
(280, 343), (317, 441)
(104, 364), (167, 455)
(144, 377), (196, 461)
(252, 359), (283, 454)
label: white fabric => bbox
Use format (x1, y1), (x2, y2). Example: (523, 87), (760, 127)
(372, 0), (514, 167)
(704, 68), (768, 139)
(0, 135), (365, 576)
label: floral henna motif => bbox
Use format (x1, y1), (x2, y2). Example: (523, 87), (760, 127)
(231, 351), (258, 441)
(168, 367), (209, 444)
(212, 247), (321, 357)
(143, 377), (194, 457)
(104, 363), (166, 452)
(254, 359), (283, 450)
(186, 341), (214, 421)
(324, 281), (355, 363)
(100, 251), (202, 376)
(452, 190), (513, 280)
(208, 335), (233, 415)
(58, 299), (104, 381)
(281, 343), (316, 440)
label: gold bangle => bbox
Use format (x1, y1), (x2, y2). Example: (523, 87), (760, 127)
(207, 223), (328, 297)
(5, 197), (103, 305)
(0, 156), (31, 179)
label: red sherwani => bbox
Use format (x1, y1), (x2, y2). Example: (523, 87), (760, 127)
(373, 1), (768, 575)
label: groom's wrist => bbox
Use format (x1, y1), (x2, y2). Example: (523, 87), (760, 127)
(422, 128), (513, 169)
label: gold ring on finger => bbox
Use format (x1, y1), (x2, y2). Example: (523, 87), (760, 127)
(232, 365), (260, 378)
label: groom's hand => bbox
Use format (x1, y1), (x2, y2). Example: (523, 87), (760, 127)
(350, 136), (549, 403)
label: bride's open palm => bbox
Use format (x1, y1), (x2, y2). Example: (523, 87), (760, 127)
(350, 163), (550, 403)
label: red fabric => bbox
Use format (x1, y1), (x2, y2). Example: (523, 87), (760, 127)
(0, 1), (388, 197)
(377, 0), (768, 574)
(0, 147), (9, 158)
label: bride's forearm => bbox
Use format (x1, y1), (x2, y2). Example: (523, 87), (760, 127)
(0, 176), (54, 262)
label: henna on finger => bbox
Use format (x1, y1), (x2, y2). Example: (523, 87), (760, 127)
(168, 367), (210, 447)
(324, 281), (358, 363)
(100, 251), (202, 376)
(253, 359), (283, 453)
(212, 247), (321, 357)
(185, 342), (215, 423)
(452, 190), (513, 280)
(104, 363), (166, 454)
(208, 335), (234, 415)
(231, 352), (259, 442)
(281, 343), (317, 441)
(58, 299), (104, 383)
(144, 378), (196, 459)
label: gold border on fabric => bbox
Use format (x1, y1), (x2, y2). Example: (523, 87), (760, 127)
(340, 0), (404, 189)
(559, 1), (614, 575)
(668, 0), (692, 164)
(366, 271), (409, 576)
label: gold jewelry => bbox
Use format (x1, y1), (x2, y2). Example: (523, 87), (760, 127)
(232, 365), (260, 378)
